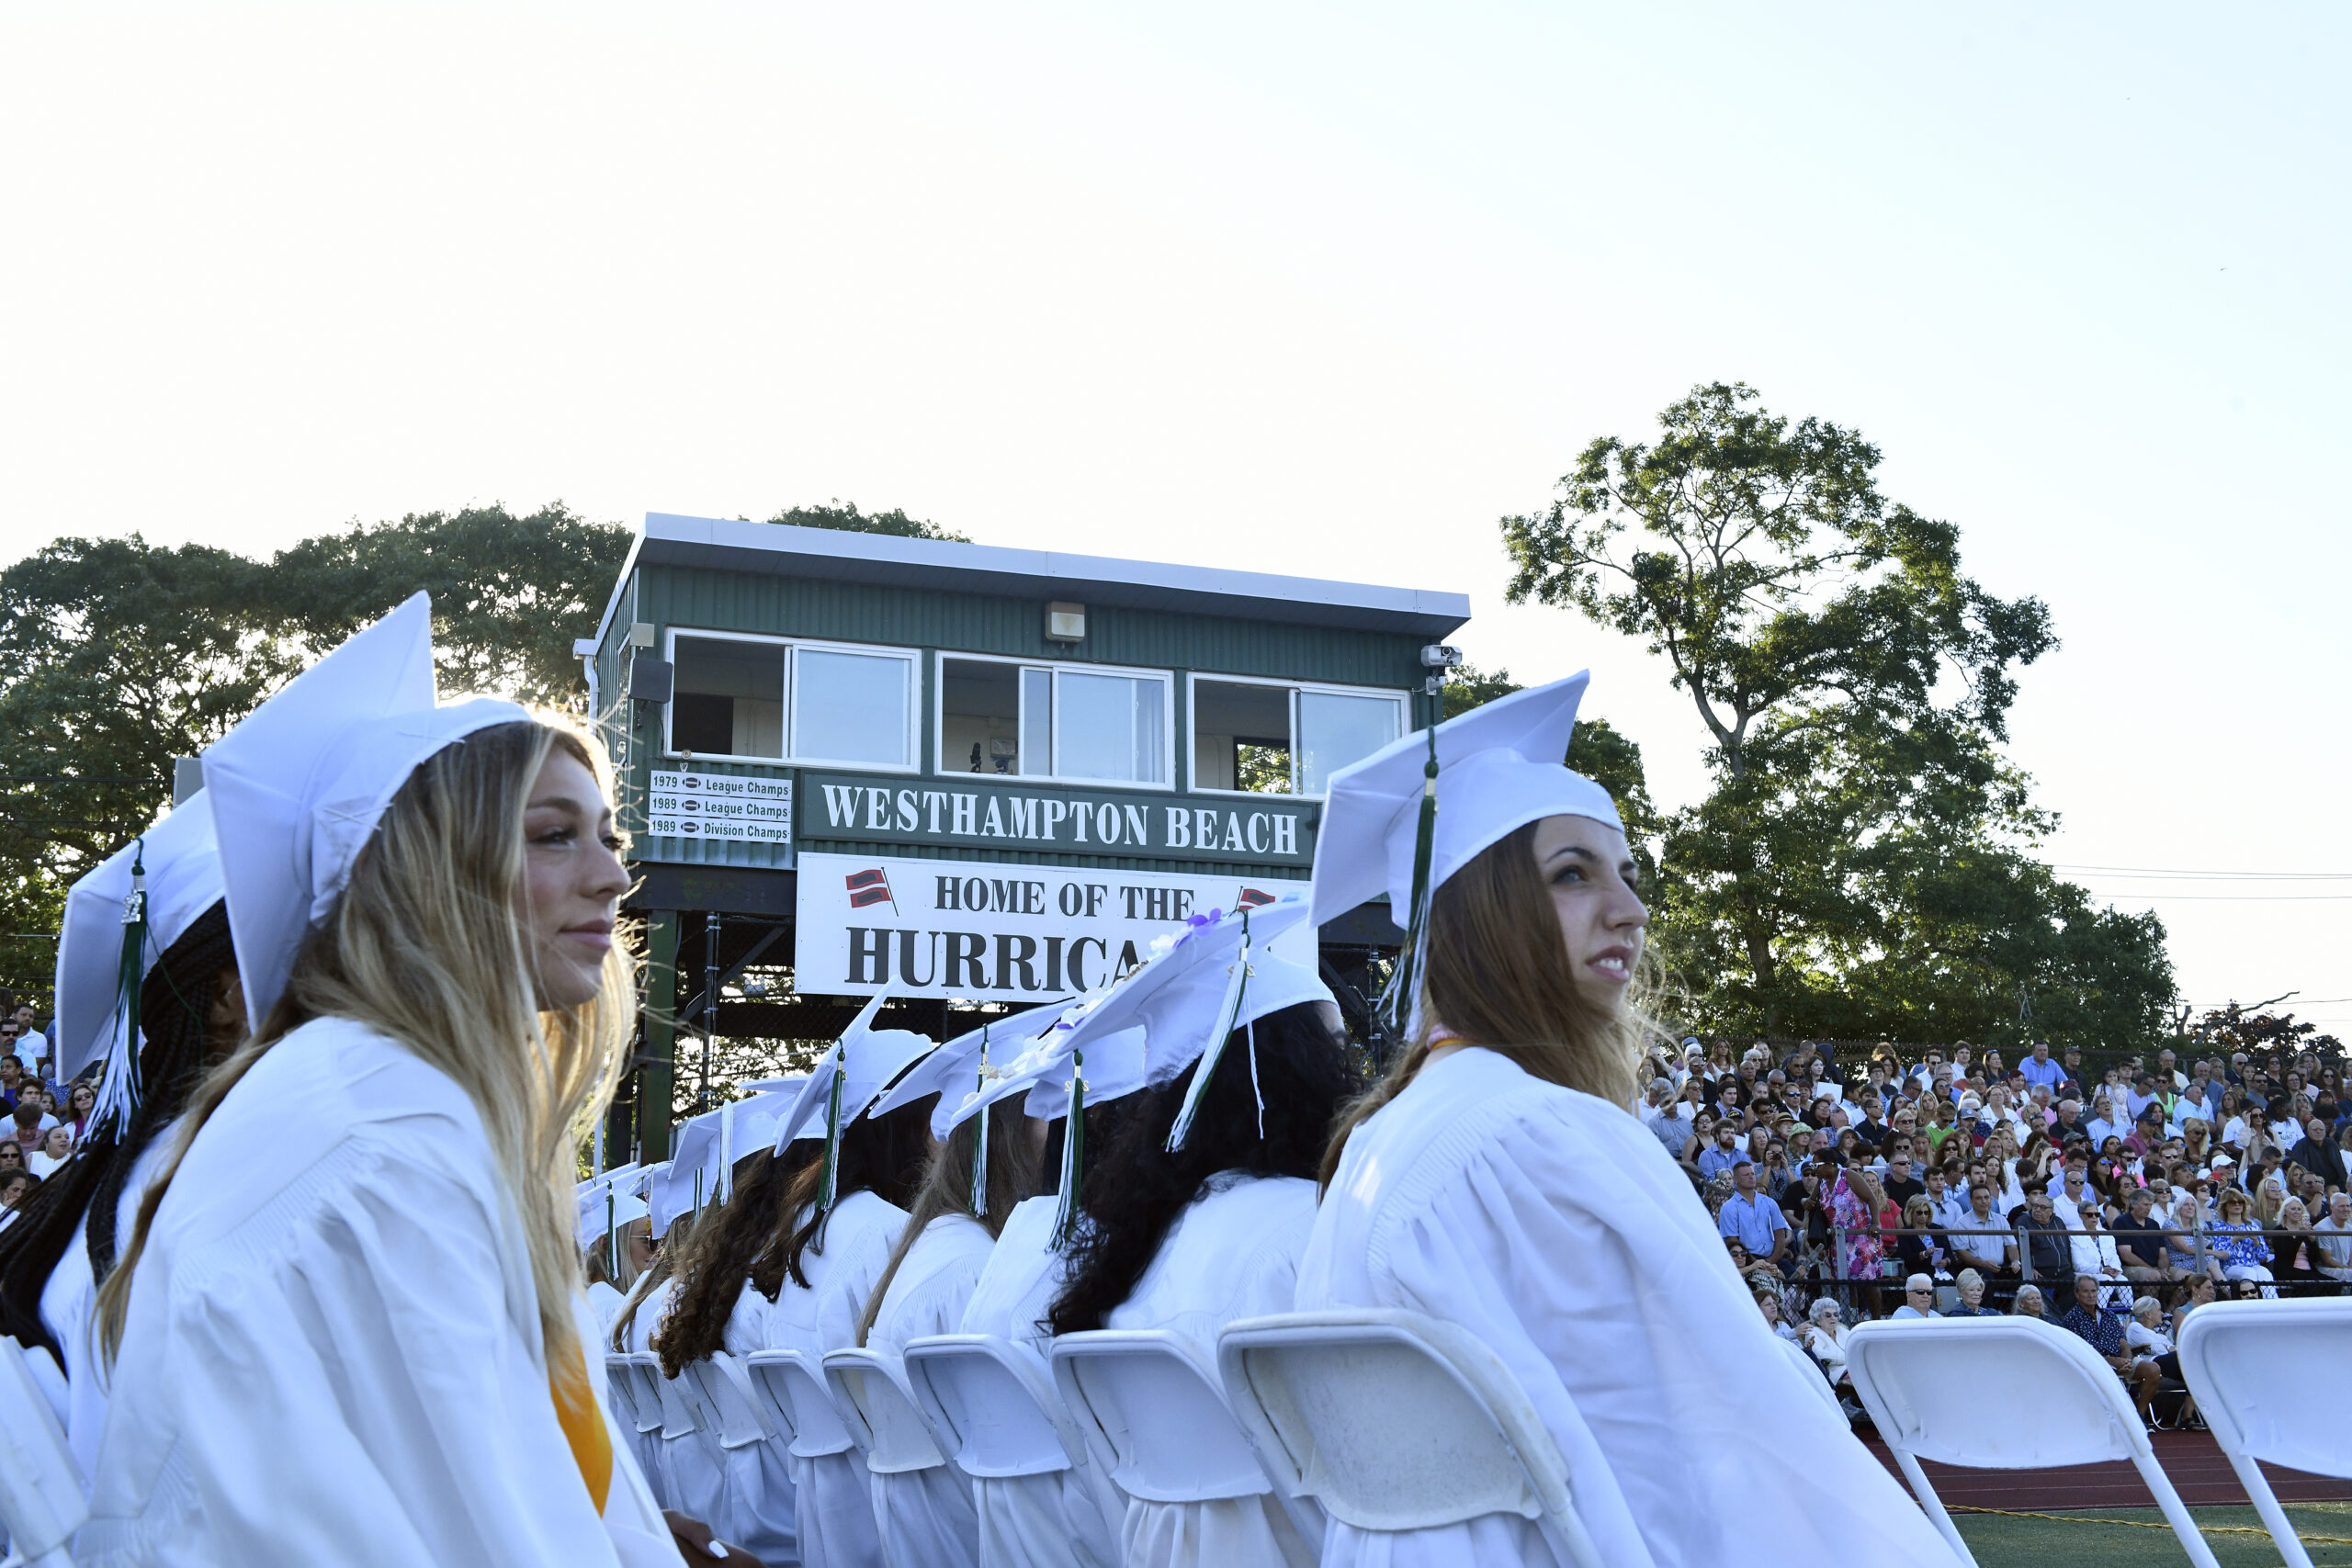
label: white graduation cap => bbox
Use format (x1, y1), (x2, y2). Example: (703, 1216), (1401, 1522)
(54, 786), (226, 1121)
(894, 1004), (1076, 1138)
(575, 1188), (650, 1250)
(768, 995), (936, 1213)
(200, 592), (533, 1032)
(1023, 1026), (1149, 1120)
(1309, 673), (1619, 1034)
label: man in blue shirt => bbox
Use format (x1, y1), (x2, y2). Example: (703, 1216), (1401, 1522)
(2059, 1273), (2159, 1422)
(2019, 1041), (2067, 1093)
(1717, 1160), (1792, 1270)
(1697, 1119), (1747, 1183)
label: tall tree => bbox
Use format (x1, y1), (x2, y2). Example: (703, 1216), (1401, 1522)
(764, 501), (968, 543)
(269, 503), (633, 705)
(1499, 382), (2174, 1047)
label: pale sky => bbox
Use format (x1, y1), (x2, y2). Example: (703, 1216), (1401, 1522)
(5, 4), (2348, 1035)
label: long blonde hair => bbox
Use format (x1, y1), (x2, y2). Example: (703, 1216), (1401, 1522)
(100, 717), (634, 1369)
(1320, 819), (1657, 1188)
(856, 1104), (1044, 1346)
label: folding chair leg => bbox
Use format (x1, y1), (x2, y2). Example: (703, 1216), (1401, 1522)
(1889, 1448), (1979, 1568)
(2221, 1451), (2313, 1568)
(2129, 1453), (2223, 1568)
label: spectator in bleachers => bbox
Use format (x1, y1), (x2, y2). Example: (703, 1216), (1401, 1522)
(2014, 1190), (2074, 1286)
(1801, 1296), (1854, 1395)
(2313, 1192), (2352, 1281)
(2210, 1190), (2274, 1286)
(27, 1125), (73, 1179)
(1717, 1158), (1792, 1273)
(2010, 1281), (2049, 1320)
(1890, 1274), (1939, 1319)
(2271, 1198), (2327, 1284)
(64, 1081), (94, 1142)
(2060, 1273), (2160, 1423)
(1947, 1268), (1998, 1316)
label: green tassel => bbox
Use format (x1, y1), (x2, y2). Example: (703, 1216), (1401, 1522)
(1376, 727), (1441, 1042)
(92, 840), (151, 1138)
(1053, 1047), (1086, 1247)
(819, 1058), (846, 1213)
(605, 1187), (618, 1280)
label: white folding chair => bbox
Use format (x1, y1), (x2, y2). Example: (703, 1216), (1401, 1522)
(739, 1350), (803, 1449)
(1774, 1335), (1844, 1418)
(2177, 1297), (2352, 1568)
(901, 1334), (1090, 1481)
(682, 1353), (777, 1454)
(1049, 1328), (1324, 1544)
(755, 1348), (862, 1466)
(605, 1355), (669, 1496)
(1845, 1317), (2220, 1568)
(822, 1347), (953, 1475)
(1214, 1310), (1645, 1568)
(0, 1337), (83, 1568)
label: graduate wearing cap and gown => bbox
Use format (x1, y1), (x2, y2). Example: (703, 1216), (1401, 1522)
(1293, 674), (1965, 1568)
(752, 1001), (935, 1568)
(80, 596), (684, 1568)
(0, 785), (237, 1485)
(1043, 903), (1345, 1568)
(944, 1016), (1141, 1568)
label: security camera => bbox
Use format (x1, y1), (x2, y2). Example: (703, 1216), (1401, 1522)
(1419, 644), (1464, 670)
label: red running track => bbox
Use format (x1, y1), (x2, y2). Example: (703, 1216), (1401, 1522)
(1865, 1431), (2352, 1511)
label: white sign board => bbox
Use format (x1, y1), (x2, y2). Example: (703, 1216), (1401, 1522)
(648, 771), (793, 844)
(795, 850), (1310, 1003)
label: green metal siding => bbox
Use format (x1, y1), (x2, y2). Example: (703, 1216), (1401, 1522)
(634, 564), (1428, 688)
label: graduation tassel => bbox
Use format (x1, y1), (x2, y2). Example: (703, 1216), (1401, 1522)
(818, 1057), (847, 1214)
(92, 840), (151, 1140)
(602, 1183), (617, 1274)
(1168, 908), (1251, 1153)
(718, 1100), (735, 1203)
(969, 1025), (991, 1219)
(1375, 726), (1441, 1044)
(1052, 1046), (1086, 1247)
(693, 1168), (704, 1217)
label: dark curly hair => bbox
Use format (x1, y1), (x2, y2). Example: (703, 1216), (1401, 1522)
(1048, 1001), (1357, 1337)
(655, 1092), (934, 1375)
(0, 900), (238, 1360)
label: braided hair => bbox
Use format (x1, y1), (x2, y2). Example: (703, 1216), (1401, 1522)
(0, 900), (237, 1359)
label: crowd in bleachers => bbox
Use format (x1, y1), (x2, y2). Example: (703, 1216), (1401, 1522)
(1648, 1033), (2352, 1425)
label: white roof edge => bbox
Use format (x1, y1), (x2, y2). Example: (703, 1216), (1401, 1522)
(631, 512), (1474, 628)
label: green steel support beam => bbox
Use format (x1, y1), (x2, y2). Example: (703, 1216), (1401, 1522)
(640, 908), (680, 1161)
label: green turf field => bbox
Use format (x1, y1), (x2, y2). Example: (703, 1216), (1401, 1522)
(1951, 1501), (2352, 1565)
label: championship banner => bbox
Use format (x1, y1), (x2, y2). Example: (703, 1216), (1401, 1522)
(648, 770), (792, 844)
(795, 851), (1309, 1003)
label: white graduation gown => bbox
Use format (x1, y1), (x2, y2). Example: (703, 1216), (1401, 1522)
(1102, 1174), (1322, 1568)
(78, 1015), (679, 1567)
(763, 1190), (907, 1568)
(39, 1120), (176, 1484)
(616, 1275), (682, 1508)
(958, 1195), (1120, 1568)
(718, 1281), (799, 1566)
(865, 1213), (992, 1568)
(1295, 1046), (1965, 1568)
(589, 1279), (628, 1334)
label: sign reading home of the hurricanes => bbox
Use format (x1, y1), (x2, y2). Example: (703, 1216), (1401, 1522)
(797, 850), (1311, 1003)
(797, 772), (1314, 867)
(648, 771), (793, 843)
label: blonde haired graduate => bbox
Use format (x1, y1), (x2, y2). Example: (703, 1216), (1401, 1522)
(1295, 673), (1965, 1568)
(81, 595), (689, 1567)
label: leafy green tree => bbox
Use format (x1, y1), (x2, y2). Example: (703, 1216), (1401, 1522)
(270, 503), (632, 705)
(1499, 382), (2175, 1048)
(764, 501), (968, 543)
(0, 536), (303, 992)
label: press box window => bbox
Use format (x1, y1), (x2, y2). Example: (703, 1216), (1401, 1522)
(939, 657), (1170, 785)
(671, 637), (783, 758)
(1193, 679), (1405, 796)
(670, 635), (914, 767)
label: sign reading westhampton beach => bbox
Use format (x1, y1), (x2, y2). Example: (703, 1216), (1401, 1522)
(648, 771), (793, 844)
(798, 772), (1314, 868)
(797, 850), (1309, 1002)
